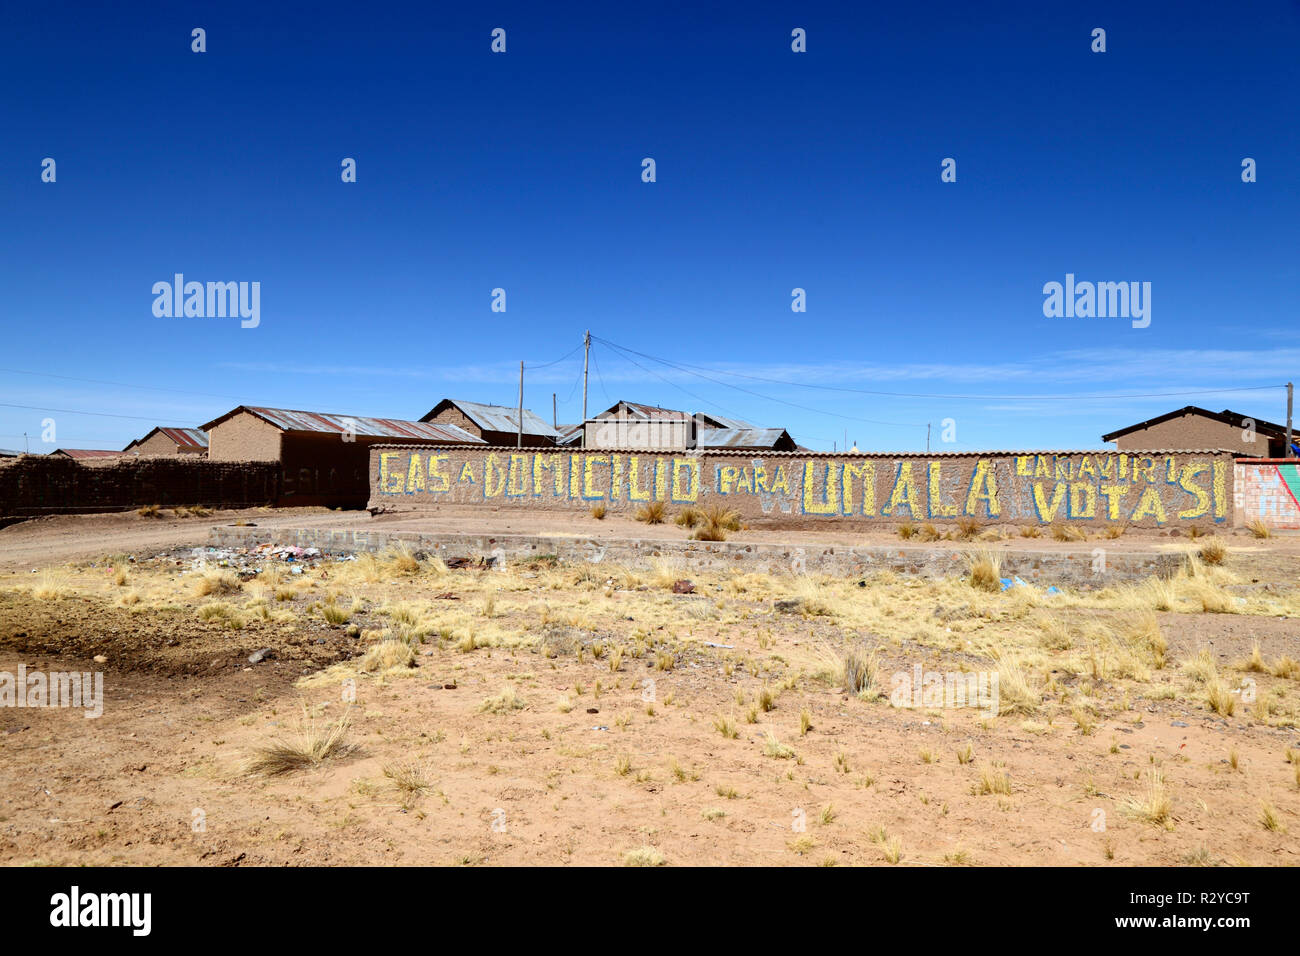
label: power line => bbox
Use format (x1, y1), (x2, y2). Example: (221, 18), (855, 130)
(0, 402), (196, 425)
(595, 338), (772, 425)
(596, 336), (924, 428)
(589, 350), (613, 407)
(591, 339), (1282, 403)
(523, 343), (583, 370)
(0, 367), (242, 402)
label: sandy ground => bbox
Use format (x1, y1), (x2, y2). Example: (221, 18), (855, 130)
(4, 504), (1298, 571)
(1, 510), (1298, 866)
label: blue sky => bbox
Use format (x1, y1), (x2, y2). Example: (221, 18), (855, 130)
(2, 1), (1297, 453)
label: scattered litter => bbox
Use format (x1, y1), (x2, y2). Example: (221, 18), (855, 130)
(703, 641), (734, 649)
(591, 726), (609, 732)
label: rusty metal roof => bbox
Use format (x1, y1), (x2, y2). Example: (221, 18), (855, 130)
(427, 400), (558, 438)
(154, 427), (208, 448)
(697, 427), (792, 449)
(205, 406), (486, 443)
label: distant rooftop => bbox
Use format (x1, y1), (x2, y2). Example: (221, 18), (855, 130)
(202, 405), (486, 443)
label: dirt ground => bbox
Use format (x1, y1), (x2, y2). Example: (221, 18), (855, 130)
(1, 508), (1298, 866)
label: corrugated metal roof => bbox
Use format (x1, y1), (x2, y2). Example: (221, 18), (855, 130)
(157, 427), (208, 448)
(555, 423), (584, 446)
(697, 427), (791, 449)
(593, 400), (690, 421)
(241, 406), (486, 443)
(442, 400), (558, 438)
(697, 413), (755, 430)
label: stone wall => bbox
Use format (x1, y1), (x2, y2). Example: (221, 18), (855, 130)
(209, 525), (1186, 588)
(368, 446), (1236, 529)
(0, 455), (281, 519)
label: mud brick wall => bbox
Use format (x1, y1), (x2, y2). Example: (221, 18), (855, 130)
(368, 447), (1236, 529)
(0, 455), (281, 518)
(1234, 460), (1300, 530)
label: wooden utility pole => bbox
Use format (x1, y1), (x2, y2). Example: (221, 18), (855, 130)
(1287, 382), (1294, 457)
(552, 392), (557, 431)
(581, 330), (590, 448)
(517, 360), (524, 448)
(926, 422), (931, 453)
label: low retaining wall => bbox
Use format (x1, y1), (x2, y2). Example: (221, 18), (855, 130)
(209, 525), (1184, 588)
(367, 446), (1235, 529)
(1234, 460), (1300, 530)
(0, 455), (280, 519)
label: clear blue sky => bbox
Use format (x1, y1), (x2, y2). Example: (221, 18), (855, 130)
(2, 1), (1297, 453)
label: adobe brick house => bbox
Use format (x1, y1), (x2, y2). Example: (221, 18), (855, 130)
(421, 399), (558, 447)
(1102, 406), (1292, 457)
(124, 426), (208, 457)
(201, 405), (484, 507)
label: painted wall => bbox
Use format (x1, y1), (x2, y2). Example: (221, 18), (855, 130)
(369, 447), (1234, 527)
(1234, 460), (1300, 530)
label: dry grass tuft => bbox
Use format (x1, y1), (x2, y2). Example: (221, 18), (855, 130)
(589, 503), (607, 520)
(358, 638), (417, 674)
(897, 522), (917, 540)
(842, 647), (878, 697)
(479, 686), (526, 714)
(967, 550), (1001, 593)
(972, 765), (1012, 796)
(674, 506), (702, 528)
(1198, 536), (1228, 566)
(1051, 523), (1086, 542)
(634, 500), (667, 524)
(194, 570), (242, 597)
(690, 503), (741, 541)
(32, 570), (72, 600)
(1124, 769), (1173, 829)
(623, 846), (665, 867)
(1246, 517), (1271, 539)
(246, 707), (355, 775)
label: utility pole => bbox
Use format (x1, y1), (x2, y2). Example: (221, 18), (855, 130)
(517, 360), (524, 448)
(581, 330), (591, 448)
(1287, 382), (1294, 458)
(926, 423), (931, 453)
(552, 392), (557, 431)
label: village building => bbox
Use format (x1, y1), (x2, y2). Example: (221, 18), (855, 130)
(201, 405), (484, 507)
(420, 399), (558, 447)
(123, 426), (209, 457)
(1103, 406), (1292, 458)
